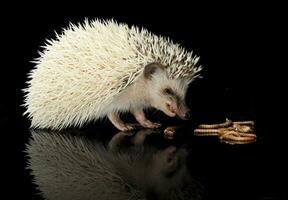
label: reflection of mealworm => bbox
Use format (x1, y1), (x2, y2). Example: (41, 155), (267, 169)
(221, 135), (256, 141)
(221, 139), (256, 145)
(198, 119), (233, 129)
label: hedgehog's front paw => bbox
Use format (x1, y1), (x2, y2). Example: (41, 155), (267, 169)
(119, 123), (138, 131)
(139, 120), (161, 129)
(133, 109), (161, 129)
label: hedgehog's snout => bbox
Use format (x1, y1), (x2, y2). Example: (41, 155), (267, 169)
(177, 103), (191, 120)
(165, 101), (191, 120)
(183, 111), (192, 120)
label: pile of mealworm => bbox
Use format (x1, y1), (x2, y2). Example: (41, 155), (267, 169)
(194, 119), (256, 144)
(163, 119), (256, 144)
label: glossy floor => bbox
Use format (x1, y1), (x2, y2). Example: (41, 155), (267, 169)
(9, 118), (286, 200)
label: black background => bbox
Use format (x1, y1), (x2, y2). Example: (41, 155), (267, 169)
(1, 2), (286, 200)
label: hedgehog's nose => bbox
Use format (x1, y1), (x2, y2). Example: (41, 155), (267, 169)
(184, 111), (192, 120)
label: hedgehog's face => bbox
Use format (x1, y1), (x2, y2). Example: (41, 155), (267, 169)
(144, 63), (191, 120)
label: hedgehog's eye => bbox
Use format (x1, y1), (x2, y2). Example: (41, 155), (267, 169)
(163, 88), (174, 96)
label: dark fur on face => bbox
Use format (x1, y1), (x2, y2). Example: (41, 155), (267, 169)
(144, 63), (165, 79)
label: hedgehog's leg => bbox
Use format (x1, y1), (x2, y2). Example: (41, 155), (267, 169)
(133, 109), (161, 129)
(108, 113), (135, 131)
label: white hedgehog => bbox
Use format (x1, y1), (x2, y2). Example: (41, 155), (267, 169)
(23, 19), (202, 131)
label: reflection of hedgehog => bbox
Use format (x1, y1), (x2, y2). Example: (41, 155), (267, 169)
(23, 19), (202, 130)
(26, 130), (201, 200)
(26, 131), (143, 200)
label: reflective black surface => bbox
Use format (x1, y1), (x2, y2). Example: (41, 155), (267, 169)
(25, 129), (201, 200)
(5, 117), (286, 200)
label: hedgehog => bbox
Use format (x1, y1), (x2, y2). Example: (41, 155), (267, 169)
(23, 19), (202, 131)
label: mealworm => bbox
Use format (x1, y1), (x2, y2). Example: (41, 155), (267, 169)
(233, 121), (255, 126)
(193, 129), (219, 136)
(218, 130), (256, 140)
(233, 124), (254, 133)
(197, 119), (233, 129)
(163, 126), (178, 139)
(194, 119), (257, 143)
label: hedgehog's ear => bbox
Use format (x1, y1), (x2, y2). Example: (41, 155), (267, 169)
(143, 63), (165, 79)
